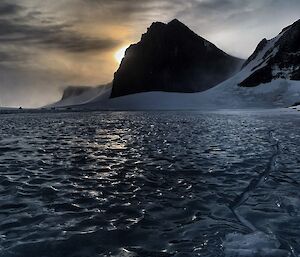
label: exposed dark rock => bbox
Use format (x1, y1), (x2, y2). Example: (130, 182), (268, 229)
(291, 101), (300, 107)
(239, 19), (300, 87)
(239, 66), (273, 87)
(111, 19), (243, 98)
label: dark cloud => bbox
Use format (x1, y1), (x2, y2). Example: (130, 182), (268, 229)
(0, 2), (22, 15)
(42, 34), (119, 53)
(0, 1), (119, 65)
(0, 51), (28, 63)
(1, 0), (294, 60)
(0, 18), (118, 53)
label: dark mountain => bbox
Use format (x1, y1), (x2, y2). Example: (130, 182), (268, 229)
(239, 19), (300, 87)
(111, 19), (244, 98)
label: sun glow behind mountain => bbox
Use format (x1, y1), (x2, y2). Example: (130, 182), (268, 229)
(114, 46), (128, 64)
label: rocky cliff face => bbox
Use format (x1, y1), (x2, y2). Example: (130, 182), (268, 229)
(111, 19), (243, 98)
(239, 19), (300, 87)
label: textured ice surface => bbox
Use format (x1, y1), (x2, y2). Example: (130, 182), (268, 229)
(1, 111), (300, 257)
(223, 232), (290, 257)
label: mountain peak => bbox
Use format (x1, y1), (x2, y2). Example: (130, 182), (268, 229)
(167, 19), (194, 34)
(149, 21), (165, 29)
(111, 19), (243, 98)
(168, 19), (184, 26)
(147, 19), (190, 33)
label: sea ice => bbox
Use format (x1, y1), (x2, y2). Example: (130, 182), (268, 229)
(223, 232), (290, 257)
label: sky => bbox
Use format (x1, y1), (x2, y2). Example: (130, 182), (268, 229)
(0, 0), (299, 107)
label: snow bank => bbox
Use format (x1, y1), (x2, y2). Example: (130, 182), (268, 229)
(80, 78), (300, 110)
(48, 77), (300, 110)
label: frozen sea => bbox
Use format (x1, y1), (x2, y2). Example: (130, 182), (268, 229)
(0, 110), (300, 257)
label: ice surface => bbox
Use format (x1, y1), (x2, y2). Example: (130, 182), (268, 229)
(223, 232), (290, 257)
(1, 111), (300, 256)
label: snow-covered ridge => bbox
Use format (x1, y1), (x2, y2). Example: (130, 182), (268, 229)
(239, 18), (300, 88)
(244, 33), (283, 73)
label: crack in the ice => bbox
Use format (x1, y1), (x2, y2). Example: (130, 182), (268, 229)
(229, 130), (280, 232)
(222, 131), (294, 257)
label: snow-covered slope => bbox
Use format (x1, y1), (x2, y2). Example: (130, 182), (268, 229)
(74, 79), (299, 110)
(49, 84), (112, 108)
(50, 77), (300, 111)
(239, 19), (300, 87)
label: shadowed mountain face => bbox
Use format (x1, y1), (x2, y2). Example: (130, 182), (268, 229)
(239, 19), (300, 87)
(111, 19), (244, 98)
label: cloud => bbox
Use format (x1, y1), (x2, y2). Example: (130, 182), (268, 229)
(2, 0), (296, 62)
(0, 50), (28, 63)
(0, 14), (119, 54)
(0, 2), (22, 15)
(41, 33), (119, 53)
